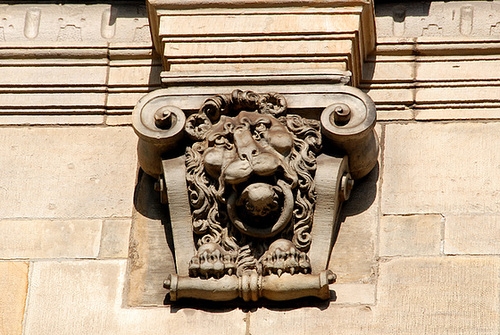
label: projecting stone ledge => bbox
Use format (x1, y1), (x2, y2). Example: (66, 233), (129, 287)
(146, 0), (375, 87)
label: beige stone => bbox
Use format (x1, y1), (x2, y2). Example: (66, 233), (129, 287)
(0, 262), (29, 335)
(379, 215), (442, 257)
(24, 260), (247, 334)
(377, 110), (414, 121)
(0, 219), (101, 259)
(0, 115), (105, 126)
(414, 108), (500, 121)
(363, 60), (414, 82)
(0, 4), (149, 43)
(329, 163), (379, 284)
(445, 214), (500, 255)
(106, 114), (133, 126)
(363, 88), (413, 105)
(382, 122), (500, 215)
(149, 1), (375, 86)
(98, 219), (131, 259)
(0, 92), (106, 108)
(0, 127), (137, 219)
(248, 304), (376, 335)
(0, 66), (107, 86)
(416, 86), (500, 104)
(332, 283), (376, 305)
(108, 65), (161, 87)
(417, 60), (500, 82)
(107, 92), (148, 109)
(375, 257), (500, 334)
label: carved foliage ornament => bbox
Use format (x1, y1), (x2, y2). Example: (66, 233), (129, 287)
(133, 88), (378, 302)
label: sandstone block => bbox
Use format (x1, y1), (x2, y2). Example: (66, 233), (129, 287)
(0, 262), (29, 335)
(0, 219), (101, 259)
(329, 159), (379, 284)
(375, 257), (500, 334)
(445, 214), (500, 255)
(248, 305), (375, 335)
(98, 219), (131, 259)
(0, 127), (137, 219)
(382, 122), (500, 214)
(24, 260), (247, 334)
(379, 215), (442, 257)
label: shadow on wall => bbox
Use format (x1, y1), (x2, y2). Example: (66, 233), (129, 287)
(375, 1), (431, 18)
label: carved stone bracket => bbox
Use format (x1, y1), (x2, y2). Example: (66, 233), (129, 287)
(132, 85), (378, 302)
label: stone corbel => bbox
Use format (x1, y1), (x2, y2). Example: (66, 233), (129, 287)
(132, 84), (378, 302)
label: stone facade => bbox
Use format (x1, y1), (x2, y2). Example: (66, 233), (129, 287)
(1, 1), (500, 334)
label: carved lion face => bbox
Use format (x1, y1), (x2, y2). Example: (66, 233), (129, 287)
(185, 91), (320, 254)
(202, 111), (299, 238)
(203, 111), (295, 185)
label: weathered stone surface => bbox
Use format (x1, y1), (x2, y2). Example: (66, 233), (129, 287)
(0, 262), (29, 335)
(375, 257), (500, 334)
(329, 125), (380, 284)
(98, 219), (131, 259)
(0, 127), (137, 219)
(126, 172), (176, 307)
(379, 215), (442, 257)
(332, 283), (376, 305)
(24, 260), (247, 334)
(445, 214), (500, 255)
(106, 114), (132, 126)
(249, 305), (376, 335)
(0, 66), (107, 86)
(382, 122), (500, 214)
(0, 115), (105, 125)
(0, 4), (149, 43)
(415, 108), (500, 121)
(0, 219), (101, 259)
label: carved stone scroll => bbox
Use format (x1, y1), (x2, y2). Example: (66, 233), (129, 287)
(132, 86), (378, 303)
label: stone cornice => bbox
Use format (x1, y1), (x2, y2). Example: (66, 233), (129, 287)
(147, 0), (375, 87)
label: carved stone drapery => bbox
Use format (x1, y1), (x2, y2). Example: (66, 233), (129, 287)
(132, 84), (378, 302)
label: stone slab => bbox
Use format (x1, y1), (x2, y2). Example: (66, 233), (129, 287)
(248, 304), (376, 335)
(416, 86), (500, 103)
(363, 61), (414, 82)
(0, 219), (101, 259)
(377, 110), (414, 121)
(24, 260), (247, 334)
(0, 66), (107, 86)
(375, 257), (500, 334)
(379, 215), (442, 257)
(126, 172), (176, 307)
(382, 122), (500, 215)
(415, 108), (500, 121)
(0, 93), (106, 108)
(108, 65), (162, 87)
(417, 60), (500, 82)
(445, 214), (500, 255)
(0, 261), (29, 335)
(0, 127), (137, 219)
(363, 88), (413, 105)
(328, 152), (379, 284)
(106, 114), (133, 126)
(332, 283), (376, 305)
(0, 115), (105, 125)
(98, 219), (131, 259)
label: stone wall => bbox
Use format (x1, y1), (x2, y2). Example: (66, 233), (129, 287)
(1, 1), (500, 334)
